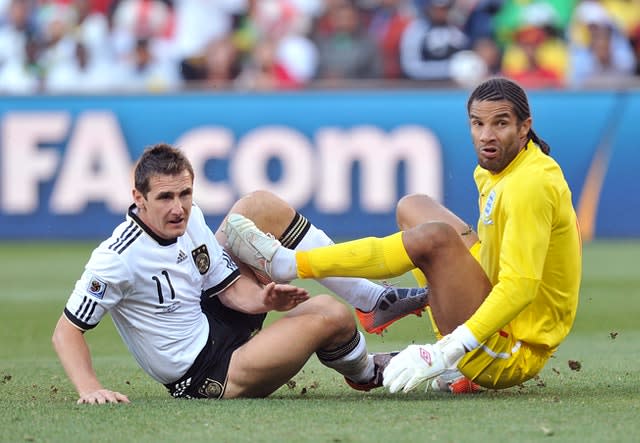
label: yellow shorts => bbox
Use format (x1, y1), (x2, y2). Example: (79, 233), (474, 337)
(457, 323), (551, 389)
(414, 242), (550, 388)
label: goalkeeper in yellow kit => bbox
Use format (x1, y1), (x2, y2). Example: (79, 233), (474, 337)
(223, 77), (582, 393)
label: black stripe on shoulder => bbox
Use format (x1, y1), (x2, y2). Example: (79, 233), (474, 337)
(115, 228), (143, 254)
(109, 224), (142, 254)
(202, 269), (241, 298)
(64, 307), (98, 331)
(108, 221), (135, 250)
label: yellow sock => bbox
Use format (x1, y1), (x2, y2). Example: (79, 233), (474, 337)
(426, 307), (442, 340)
(410, 268), (427, 287)
(296, 232), (415, 280)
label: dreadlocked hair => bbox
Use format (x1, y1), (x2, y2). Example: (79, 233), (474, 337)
(467, 77), (551, 155)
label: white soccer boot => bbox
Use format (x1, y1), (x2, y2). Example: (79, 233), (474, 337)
(223, 213), (283, 283)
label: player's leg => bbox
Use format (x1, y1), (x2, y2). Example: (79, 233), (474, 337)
(216, 190), (384, 310)
(395, 193), (479, 330)
(396, 194), (478, 249)
(223, 294), (383, 398)
(224, 210), (491, 327)
(218, 190), (427, 333)
(395, 194), (483, 393)
(401, 221), (491, 334)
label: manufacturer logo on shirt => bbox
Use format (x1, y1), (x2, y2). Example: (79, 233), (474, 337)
(86, 275), (107, 299)
(192, 244), (210, 274)
(177, 249), (188, 264)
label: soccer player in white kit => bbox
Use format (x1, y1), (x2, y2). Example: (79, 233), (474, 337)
(52, 143), (383, 403)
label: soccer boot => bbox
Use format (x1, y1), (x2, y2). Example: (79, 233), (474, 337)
(356, 286), (428, 335)
(223, 213), (283, 283)
(345, 352), (398, 392)
(430, 369), (481, 394)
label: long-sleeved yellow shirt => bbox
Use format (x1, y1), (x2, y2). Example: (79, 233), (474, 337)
(465, 140), (582, 351)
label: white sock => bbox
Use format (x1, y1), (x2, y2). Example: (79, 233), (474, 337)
(293, 225), (385, 311)
(270, 247), (297, 282)
(316, 331), (374, 383)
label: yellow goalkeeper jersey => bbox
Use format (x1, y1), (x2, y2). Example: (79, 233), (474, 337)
(465, 140), (582, 351)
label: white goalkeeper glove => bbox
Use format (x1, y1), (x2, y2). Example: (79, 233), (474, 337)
(382, 325), (478, 393)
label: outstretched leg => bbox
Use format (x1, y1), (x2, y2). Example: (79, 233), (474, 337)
(216, 190), (384, 310)
(218, 191), (427, 334)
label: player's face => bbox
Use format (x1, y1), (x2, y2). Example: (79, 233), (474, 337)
(134, 170), (193, 240)
(468, 99), (531, 173)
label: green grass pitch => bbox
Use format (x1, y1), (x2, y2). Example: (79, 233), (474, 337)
(1, 240), (639, 443)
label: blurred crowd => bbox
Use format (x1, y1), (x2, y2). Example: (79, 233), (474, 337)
(1, 0), (640, 94)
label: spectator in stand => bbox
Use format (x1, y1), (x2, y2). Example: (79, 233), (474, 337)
(631, 25), (640, 76)
(72, 0), (112, 65)
(45, 39), (120, 93)
(449, 36), (503, 89)
(462, 0), (504, 46)
(0, 0), (36, 69)
(493, 0), (576, 48)
(597, 0), (640, 40)
(0, 31), (41, 93)
(473, 36), (502, 76)
(236, 37), (303, 90)
(231, 0), (318, 90)
(314, 0), (381, 81)
(500, 3), (568, 88)
(170, 0), (236, 70)
(399, 0), (469, 81)
(566, 1), (635, 88)
(120, 37), (183, 91)
(366, 0), (414, 79)
(108, 0), (165, 58)
(37, 2), (78, 75)
(180, 34), (240, 88)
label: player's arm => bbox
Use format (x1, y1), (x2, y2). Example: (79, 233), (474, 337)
(217, 276), (309, 314)
(465, 178), (554, 342)
(52, 315), (130, 404)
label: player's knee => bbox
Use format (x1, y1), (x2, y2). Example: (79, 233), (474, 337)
(396, 193), (438, 230)
(230, 190), (279, 215)
(229, 190), (295, 233)
(407, 221), (458, 260)
(311, 294), (356, 334)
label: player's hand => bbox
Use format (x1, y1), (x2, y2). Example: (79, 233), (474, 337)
(262, 282), (309, 312)
(77, 389), (130, 405)
(383, 334), (467, 393)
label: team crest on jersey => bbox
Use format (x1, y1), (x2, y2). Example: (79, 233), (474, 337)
(86, 275), (107, 299)
(192, 244), (210, 274)
(198, 378), (224, 399)
(482, 190), (496, 225)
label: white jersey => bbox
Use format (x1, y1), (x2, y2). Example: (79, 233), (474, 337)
(64, 204), (240, 384)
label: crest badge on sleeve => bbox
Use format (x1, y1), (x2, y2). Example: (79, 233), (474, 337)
(86, 275), (107, 299)
(191, 244), (210, 274)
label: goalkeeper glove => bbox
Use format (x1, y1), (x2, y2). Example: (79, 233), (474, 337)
(383, 325), (477, 393)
